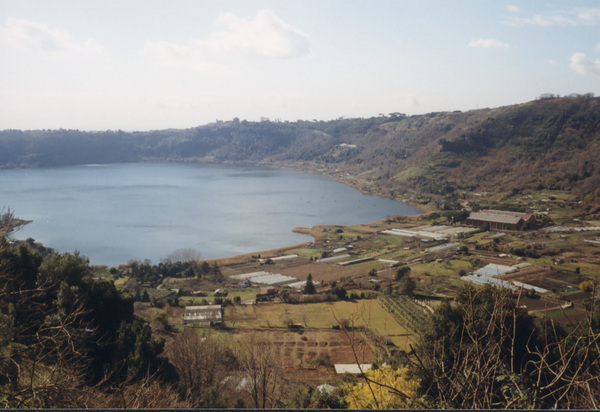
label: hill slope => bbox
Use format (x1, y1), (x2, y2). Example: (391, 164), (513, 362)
(1, 95), (599, 204)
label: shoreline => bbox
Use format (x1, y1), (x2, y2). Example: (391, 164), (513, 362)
(242, 159), (432, 216)
(6, 160), (431, 268)
(172, 160), (433, 267)
(210, 240), (313, 266)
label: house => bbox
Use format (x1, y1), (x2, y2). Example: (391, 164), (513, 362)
(183, 305), (222, 326)
(466, 209), (535, 231)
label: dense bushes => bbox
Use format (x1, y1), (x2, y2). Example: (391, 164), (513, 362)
(0, 239), (167, 407)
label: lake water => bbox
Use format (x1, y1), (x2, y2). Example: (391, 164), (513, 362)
(0, 163), (422, 266)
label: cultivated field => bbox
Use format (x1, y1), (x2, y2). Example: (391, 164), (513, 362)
(225, 299), (415, 348)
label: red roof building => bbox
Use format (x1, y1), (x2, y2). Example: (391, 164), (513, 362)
(466, 209), (535, 230)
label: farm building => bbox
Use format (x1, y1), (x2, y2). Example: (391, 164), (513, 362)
(381, 225), (477, 240)
(183, 305), (222, 326)
(250, 273), (297, 286)
(466, 209), (535, 230)
(462, 264), (548, 294)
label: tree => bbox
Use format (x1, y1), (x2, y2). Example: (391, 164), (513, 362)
(303, 274), (316, 295)
(398, 277), (416, 296)
(167, 248), (201, 264)
(115, 317), (165, 381)
(200, 261), (210, 276)
(332, 286), (347, 300)
(343, 365), (421, 409)
(0, 237), (184, 408)
(0, 244), (97, 407)
(166, 329), (235, 407)
(238, 339), (281, 409)
(411, 284), (539, 409)
(395, 266), (411, 281)
(210, 262), (223, 283)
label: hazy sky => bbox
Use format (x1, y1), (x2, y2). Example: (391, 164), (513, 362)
(1, 0), (599, 131)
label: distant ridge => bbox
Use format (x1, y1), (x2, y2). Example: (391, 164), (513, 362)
(1, 95), (599, 203)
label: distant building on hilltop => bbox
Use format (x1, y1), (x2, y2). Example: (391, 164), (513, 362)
(466, 209), (535, 231)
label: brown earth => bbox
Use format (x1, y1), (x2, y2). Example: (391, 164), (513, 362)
(233, 328), (376, 372)
(277, 262), (370, 283)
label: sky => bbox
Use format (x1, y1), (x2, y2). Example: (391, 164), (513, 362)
(1, 0), (599, 131)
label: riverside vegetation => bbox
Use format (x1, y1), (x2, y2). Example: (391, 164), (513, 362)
(2, 95), (600, 408)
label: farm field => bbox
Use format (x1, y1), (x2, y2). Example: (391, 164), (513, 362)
(224, 299), (415, 348)
(234, 328), (376, 369)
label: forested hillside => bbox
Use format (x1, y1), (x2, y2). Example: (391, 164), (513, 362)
(2, 95), (599, 203)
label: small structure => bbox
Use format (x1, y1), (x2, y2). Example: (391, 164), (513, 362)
(260, 286), (277, 295)
(183, 305), (222, 326)
(466, 210), (535, 231)
(334, 364), (373, 375)
(250, 273), (297, 286)
(319, 254), (350, 263)
(336, 257), (374, 266)
(258, 254), (299, 264)
(462, 264), (548, 294)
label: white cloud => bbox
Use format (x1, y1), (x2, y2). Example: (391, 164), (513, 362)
(140, 40), (230, 73)
(569, 52), (600, 76)
(141, 40), (193, 61)
(468, 38), (509, 49)
(203, 10), (312, 59)
(505, 7), (600, 26)
(0, 18), (102, 55)
(506, 5), (520, 13)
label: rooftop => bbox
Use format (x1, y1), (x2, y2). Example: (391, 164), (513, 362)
(468, 212), (522, 225)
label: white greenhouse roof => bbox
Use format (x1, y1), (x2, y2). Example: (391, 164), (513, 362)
(428, 242), (461, 252)
(473, 264), (516, 277)
(319, 254), (350, 263)
(250, 273), (296, 285)
(230, 271), (271, 280)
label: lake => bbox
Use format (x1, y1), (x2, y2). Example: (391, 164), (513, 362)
(0, 163), (422, 266)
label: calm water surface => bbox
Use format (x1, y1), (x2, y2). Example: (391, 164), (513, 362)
(0, 163), (422, 266)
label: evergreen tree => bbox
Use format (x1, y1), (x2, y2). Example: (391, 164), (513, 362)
(303, 274), (316, 295)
